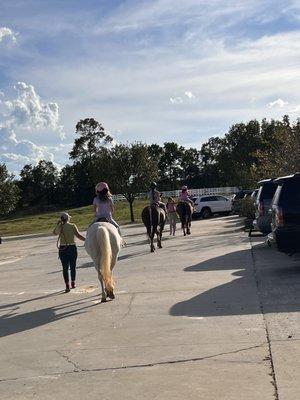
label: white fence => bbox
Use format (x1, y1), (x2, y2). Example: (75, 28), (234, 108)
(112, 187), (239, 202)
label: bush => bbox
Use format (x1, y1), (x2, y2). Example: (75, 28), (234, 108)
(240, 197), (256, 219)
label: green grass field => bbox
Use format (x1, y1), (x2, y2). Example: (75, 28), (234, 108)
(0, 200), (148, 237)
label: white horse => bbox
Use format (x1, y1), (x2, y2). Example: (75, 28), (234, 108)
(85, 222), (122, 302)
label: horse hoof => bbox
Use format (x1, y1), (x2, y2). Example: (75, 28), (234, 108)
(101, 296), (107, 303)
(184, 232), (187, 236)
(187, 231), (191, 235)
(107, 290), (115, 300)
(151, 247), (155, 252)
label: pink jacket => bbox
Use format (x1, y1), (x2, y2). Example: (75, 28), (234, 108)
(179, 192), (190, 202)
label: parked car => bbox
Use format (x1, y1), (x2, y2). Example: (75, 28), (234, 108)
(192, 195), (232, 219)
(253, 179), (278, 234)
(232, 190), (253, 214)
(268, 173), (300, 254)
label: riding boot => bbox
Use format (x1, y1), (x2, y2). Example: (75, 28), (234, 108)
(71, 281), (76, 289)
(65, 282), (70, 293)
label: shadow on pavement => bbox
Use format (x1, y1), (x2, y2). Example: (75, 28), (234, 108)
(169, 243), (300, 318)
(0, 291), (61, 310)
(0, 296), (98, 338)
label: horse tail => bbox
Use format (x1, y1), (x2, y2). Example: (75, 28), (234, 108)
(149, 206), (154, 237)
(97, 226), (114, 292)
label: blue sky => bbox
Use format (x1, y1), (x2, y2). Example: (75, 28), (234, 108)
(1, 0), (300, 174)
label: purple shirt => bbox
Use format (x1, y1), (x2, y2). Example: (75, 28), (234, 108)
(93, 197), (113, 219)
(179, 192), (190, 202)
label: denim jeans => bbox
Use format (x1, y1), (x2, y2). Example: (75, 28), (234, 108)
(59, 245), (77, 283)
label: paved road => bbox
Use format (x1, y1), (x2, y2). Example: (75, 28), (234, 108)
(0, 216), (299, 399)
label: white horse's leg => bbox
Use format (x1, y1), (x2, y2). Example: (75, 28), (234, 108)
(97, 269), (107, 302)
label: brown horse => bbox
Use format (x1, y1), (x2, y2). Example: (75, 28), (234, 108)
(141, 205), (166, 252)
(176, 201), (192, 236)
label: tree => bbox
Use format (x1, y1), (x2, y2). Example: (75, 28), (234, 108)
(254, 117), (300, 179)
(69, 118), (113, 203)
(180, 147), (201, 186)
(19, 160), (59, 207)
(108, 143), (158, 222)
(200, 120), (265, 188)
(0, 164), (20, 216)
(56, 164), (77, 207)
(69, 118), (113, 162)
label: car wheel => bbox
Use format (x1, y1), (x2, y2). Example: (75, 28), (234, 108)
(201, 207), (212, 219)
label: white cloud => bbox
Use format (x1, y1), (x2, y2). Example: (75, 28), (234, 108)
(290, 104), (300, 113)
(267, 98), (289, 108)
(4, 82), (65, 139)
(0, 27), (17, 43)
(170, 91), (195, 104)
(0, 83), (65, 174)
(184, 91), (195, 99)
(170, 96), (184, 104)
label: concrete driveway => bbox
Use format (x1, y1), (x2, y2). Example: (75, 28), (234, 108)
(0, 216), (299, 399)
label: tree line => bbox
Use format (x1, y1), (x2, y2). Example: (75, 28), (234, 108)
(1, 115), (300, 220)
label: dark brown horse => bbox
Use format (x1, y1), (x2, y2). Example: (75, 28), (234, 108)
(141, 205), (166, 252)
(176, 201), (192, 236)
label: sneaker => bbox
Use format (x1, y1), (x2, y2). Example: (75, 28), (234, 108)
(65, 285), (70, 293)
(71, 281), (76, 289)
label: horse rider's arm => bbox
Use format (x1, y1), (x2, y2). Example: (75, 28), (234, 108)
(110, 198), (114, 213)
(74, 225), (85, 241)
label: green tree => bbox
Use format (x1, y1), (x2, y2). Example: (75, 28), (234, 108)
(108, 143), (158, 222)
(19, 160), (59, 207)
(69, 118), (113, 203)
(69, 118), (113, 162)
(254, 117), (300, 179)
(180, 147), (201, 186)
(0, 164), (20, 216)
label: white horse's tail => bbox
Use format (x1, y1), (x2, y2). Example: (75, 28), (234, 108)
(97, 226), (114, 292)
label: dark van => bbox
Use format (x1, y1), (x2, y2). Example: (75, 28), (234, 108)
(268, 173), (300, 254)
(253, 179), (278, 234)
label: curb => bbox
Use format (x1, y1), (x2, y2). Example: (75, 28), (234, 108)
(2, 232), (53, 242)
(1, 222), (144, 243)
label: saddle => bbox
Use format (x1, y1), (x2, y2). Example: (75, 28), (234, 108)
(95, 217), (110, 223)
(151, 202), (166, 214)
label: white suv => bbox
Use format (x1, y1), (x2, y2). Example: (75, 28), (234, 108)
(192, 195), (232, 219)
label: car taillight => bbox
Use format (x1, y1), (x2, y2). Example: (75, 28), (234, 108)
(258, 201), (264, 216)
(275, 207), (284, 226)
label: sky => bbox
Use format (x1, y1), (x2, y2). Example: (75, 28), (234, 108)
(1, 0), (300, 174)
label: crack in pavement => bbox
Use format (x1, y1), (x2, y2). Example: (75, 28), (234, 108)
(55, 350), (81, 373)
(250, 239), (279, 400)
(0, 343), (265, 383)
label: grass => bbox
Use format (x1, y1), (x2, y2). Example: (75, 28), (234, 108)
(0, 200), (148, 237)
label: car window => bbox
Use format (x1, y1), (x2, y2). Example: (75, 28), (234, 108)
(259, 183), (277, 200)
(279, 180), (300, 206)
(217, 196), (226, 201)
(208, 196), (218, 201)
(200, 197), (210, 202)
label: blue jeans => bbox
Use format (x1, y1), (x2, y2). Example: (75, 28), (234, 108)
(59, 245), (77, 283)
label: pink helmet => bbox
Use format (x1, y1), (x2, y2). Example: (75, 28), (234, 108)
(181, 185), (188, 191)
(95, 182), (109, 192)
